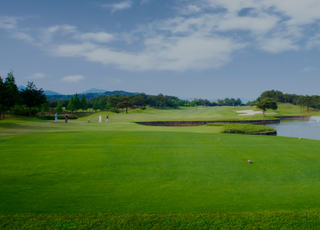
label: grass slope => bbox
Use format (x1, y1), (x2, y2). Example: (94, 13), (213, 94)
(1, 131), (320, 213)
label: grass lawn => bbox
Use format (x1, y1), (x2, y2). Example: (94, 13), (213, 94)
(1, 131), (320, 214)
(80, 103), (320, 123)
(1, 105), (320, 228)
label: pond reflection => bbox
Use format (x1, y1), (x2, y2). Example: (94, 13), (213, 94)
(267, 116), (320, 140)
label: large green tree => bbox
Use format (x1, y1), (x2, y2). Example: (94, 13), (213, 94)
(74, 93), (81, 111)
(67, 95), (76, 113)
(98, 96), (105, 111)
(55, 99), (63, 113)
(49, 100), (58, 113)
(312, 95), (320, 110)
(304, 95), (312, 112)
(20, 82), (47, 117)
(0, 77), (9, 120)
(236, 98), (242, 106)
(41, 102), (50, 115)
(254, 98), (278, 117)
(122, 98), (132, 114)
(80, 94), (88, 111)
(4, 72), (20, 116)
(108, 96), (118, 112)
(92, 98), (99, 112)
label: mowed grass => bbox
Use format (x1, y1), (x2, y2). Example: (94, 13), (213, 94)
(1, 105), (320, 228)
(2, 211), (320, 230)
(1, 131), (320, 214)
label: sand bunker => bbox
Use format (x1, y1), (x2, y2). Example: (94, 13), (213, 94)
(236, 110), (262, 116)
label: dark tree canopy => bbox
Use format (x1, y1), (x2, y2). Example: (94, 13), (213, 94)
(0, 77), (9, 119)
(67, 95), (76, 113)
(5, 72), (20, 116)
(80, 94), (88, 111)
(108, 96), (119, 112)
(255, 98), (278, 116)
(98, 96), (105, 111)
(20, 82), (47, 117)
(56, 99), (63, 113)
(92, 98), (99, 112)
(74, 93), (81, 111)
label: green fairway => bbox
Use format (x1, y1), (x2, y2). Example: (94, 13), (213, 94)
(1, 105), (320, 228)
(1, 129), (320, 213)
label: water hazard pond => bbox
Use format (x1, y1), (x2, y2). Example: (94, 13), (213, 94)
(267, 116), (320, 140)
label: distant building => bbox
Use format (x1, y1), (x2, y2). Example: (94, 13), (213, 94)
(188, 98), (201, 102)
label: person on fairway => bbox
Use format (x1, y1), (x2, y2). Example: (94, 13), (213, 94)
(55, 113), (58, 122)
(65, 114), (68, 123)
(106, 115), (109, 122)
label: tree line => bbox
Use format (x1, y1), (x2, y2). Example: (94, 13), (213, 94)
(53, 93), (186, 114)
(46, 90), (138, 100)
(252, 90), (320, 112)
(216, 98), (243, 106)
(0, 72), (248, 119)
(0, 72), (46, 119)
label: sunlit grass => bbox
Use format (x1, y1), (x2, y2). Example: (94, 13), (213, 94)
(1, 105), (320, 228)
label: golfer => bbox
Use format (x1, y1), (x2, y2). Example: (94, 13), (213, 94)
(55, 113), (58, 122)
(106, 115), (109, 122)
(65, 114), (68, 123)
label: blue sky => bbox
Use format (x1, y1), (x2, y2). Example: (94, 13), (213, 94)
(1, 0), (320, 100)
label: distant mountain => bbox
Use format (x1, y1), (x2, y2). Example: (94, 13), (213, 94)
(18, 86), (61, 96)
(81, 88), (107, 94)
(44, 90), (61, 96)
(46, 90), (140, 100)
(180, 97), (254, 103)
(103, 90), (139, 96)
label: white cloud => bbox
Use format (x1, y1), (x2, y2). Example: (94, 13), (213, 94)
(257, 37), (299, 53)
(49, 34), (244, 71)
(3, 0), (320, 72)
(179, 4), (202, 15)
(40, 24), (77, 44)
(61, 75), (85, 83)
(53, 43), (97, 57)
(306, 33), (320, 49)
(0, 16), (18, 29)
(30, 73), (46, 79)
(140, 0), (151, 5)
(39, 25), (115, 45)
(12, 32), (34, 43)
(101, 0), (133, 12)
(75, 32), (115, 43)
(300, 67), (317, 72)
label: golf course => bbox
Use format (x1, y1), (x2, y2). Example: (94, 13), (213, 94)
(1, 104), (320, 229)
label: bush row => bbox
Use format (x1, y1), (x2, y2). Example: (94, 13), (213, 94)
(12, 105), (40, 116)
(36, 115), (78, 120)
(207, 123), (275, 134)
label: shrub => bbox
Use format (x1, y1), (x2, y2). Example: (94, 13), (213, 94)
(140, 106), (146, 110)
(207, 123), (275, 134)
(13, 105), (39, 116)
(206, 123), (223, 126)
(37, 115), (77, 120)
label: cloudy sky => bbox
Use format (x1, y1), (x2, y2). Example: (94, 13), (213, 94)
(1, 0), (320, 100)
